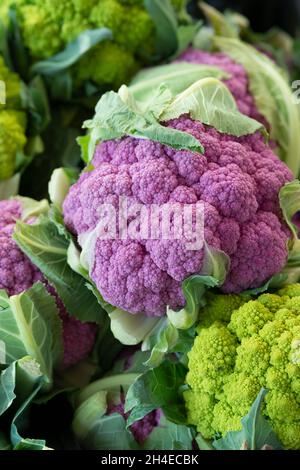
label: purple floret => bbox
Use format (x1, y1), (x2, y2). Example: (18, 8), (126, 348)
(0, 199), (97, 368)
(177, 48), (268, 127)
(63, 117), (292, 317)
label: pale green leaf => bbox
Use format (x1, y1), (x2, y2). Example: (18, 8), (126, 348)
(142, 317), (179, 368)
(31, 29), (113, 75)
(76, 373), (139, 407)
(82, 413), (137, 450)
(143, 415), (194, 450)
(0, 362), (16, 416)
(48, 167), (78, 208)
(10, 375), (46, 449)
(160, 77), (266, 137)
(14, 217), (105, 324)
(167, 243), (229, 329)
(144, 0), (178, 60)
(0, 283), (62, 382)
(0, 173), (20, 199)
(83, 87), (203, 162)
(200, 2), (238, 38)
(130, 62), (229, 102)
(125, 360), (187, 426)
(214, 37), (300, 177)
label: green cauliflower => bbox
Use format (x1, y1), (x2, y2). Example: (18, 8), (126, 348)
(0, 56), (27, 181)
(0, 0), (185, 90)
(184, 284), (300, 449)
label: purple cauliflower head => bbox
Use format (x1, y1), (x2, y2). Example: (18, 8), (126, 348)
(0, 198), (97, 368)
(63, 116), (292, 318)
(177, 48), (268, 128)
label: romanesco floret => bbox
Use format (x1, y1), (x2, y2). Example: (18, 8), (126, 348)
(0, 55), (27, 181)
(0, 0), (184, 90)
(257, 293), (287, 314)
(228, 300), (273, 339)
(198, 292), (246, 327)
(73, 42), (138, 90)
(0, 56), (21, 108)
(184, 285), (300, 449)
(279, 284), (300, 298)
(0, 110), (26, 180)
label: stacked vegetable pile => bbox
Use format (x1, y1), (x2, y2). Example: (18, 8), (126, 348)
(0, 0), (300, 451)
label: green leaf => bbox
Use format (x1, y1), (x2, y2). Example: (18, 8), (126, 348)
(175, 22), (203, 58)
(125, 360), (187, 426)
(200, 2), (238, 38)
(193, 25), (215, 51)
(72, 391), (107, 442)
(142, 317), (179, 368)
(16, 196), (49, 222)
(25, 76), (51, 135)
(48, 167), (78, 209)
(160, 77), (266, 137)
(6, 6), (30, 79)
(195, 433), (214, 450)
(130, 62), (229, 102)
(214, 37), (300, 177)
(144, 0), (178, 60)
(31, 28), (113, 76)
(46, 71), (73, 102)
(76, 373), (139, 407)
(77, 135), (90, 164)
(278, 180), (300, 283)
(85, 72), (266, 166)
(84, 86), (203, 163)
(49, 204), (72, 241)
(108, 308), (159, 346)
(0, 431), (11, 450)
(240, 273), (289, 297)
(0, 362), (16, 416)
(82, 413), (137, 450)
(10, 375), (46, 449)
(13, 439), (46, 450)
(111, 350), (150, 375)
(0, 283), (62, 383)
(0, 173), (20, 199)
(167, 244), (229, 329)
(143, 415), (194, 450)
(15, 356), (44, 408)
(279, 180), (300, 242)
(89, 316), (123, 376)
(0, 20), (12, 69)
(14, 217), (105, 325)
(213, 389), (283, 450)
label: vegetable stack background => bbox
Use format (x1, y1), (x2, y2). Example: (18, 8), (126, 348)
(0, 0), (300, 451)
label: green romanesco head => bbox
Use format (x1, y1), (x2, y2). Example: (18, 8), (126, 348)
(0, 56), (26, 181)
(197, 292), (247, 328)
(0, 0), (186, 90)
(184, 285), (300, 449)
(0, 110), (27, 180)
(0, 56), (22, 108)
(73, 42), (139, 90)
